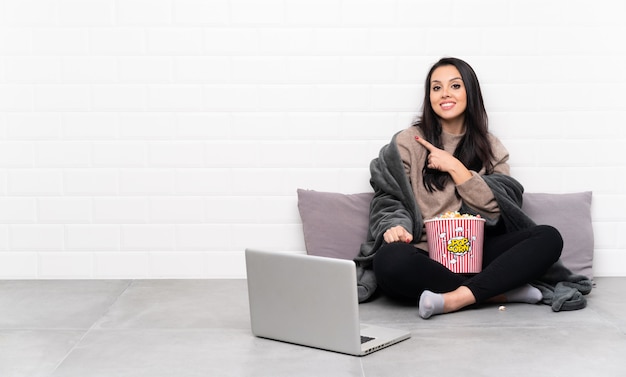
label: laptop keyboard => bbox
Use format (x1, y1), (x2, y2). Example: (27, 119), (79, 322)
(360, 335), (375, 344)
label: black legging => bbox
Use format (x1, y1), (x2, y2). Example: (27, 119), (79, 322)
(372, 225), (563, 302)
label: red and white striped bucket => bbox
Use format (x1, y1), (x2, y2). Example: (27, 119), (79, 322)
(424, 217), (485, 273)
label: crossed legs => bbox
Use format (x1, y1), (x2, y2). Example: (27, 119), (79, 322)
(373, 225), (562, 319)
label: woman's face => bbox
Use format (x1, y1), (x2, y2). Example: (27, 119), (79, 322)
(429, 65), (467, 127)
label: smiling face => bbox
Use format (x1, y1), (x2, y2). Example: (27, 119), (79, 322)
(429, 65), (467, 133)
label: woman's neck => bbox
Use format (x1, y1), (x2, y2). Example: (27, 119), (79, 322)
(441, 118), (465, 135)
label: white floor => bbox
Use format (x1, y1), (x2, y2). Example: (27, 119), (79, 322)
(1, 278), (624, 377)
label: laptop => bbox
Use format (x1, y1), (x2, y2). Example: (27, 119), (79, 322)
(245, 248), (411, 356)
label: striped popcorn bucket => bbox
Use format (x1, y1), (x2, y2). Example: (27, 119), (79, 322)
(424, 217), (485, 273)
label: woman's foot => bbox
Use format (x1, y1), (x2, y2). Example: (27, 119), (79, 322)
(504, 284), (542, 304)
(418, 290), (445, 319)
(418, 286), (476, 319)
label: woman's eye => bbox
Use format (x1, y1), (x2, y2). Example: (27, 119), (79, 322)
(432, 86), (441, 91)
(452, 83), (461, 89)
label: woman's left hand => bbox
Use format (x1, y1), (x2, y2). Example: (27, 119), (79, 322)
(415, 136), (473, 185)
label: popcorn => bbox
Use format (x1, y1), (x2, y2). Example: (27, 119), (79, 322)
(436, 211), (481, 219)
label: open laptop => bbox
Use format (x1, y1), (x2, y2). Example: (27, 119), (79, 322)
(245, 248), (411, 356)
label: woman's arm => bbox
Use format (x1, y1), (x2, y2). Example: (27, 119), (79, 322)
(415, 134), (510, 217)
(363, 135), (422, 250)
(368, 183), (414, 244)
(415, 136), (473, 185)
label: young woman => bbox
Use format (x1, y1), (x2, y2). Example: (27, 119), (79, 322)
(354, 57), (565, 319)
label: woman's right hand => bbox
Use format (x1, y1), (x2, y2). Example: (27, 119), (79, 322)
(383, 225), (413, 244)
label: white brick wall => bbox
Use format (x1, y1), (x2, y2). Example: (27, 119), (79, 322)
(1, 0), (625, 278)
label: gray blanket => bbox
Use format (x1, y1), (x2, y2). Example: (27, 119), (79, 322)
(354, 133), (592, 310)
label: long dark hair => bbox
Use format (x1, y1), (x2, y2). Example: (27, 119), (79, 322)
(415, 57), (495, 192)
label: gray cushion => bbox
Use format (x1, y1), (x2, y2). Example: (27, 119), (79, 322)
(297, 189), (373, 260)
(297, 189), (594, 279)
(522, 191), (594, 279)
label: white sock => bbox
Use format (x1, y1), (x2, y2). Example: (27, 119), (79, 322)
(418, 290), (445, 319)
(504, 284), (542, 304)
